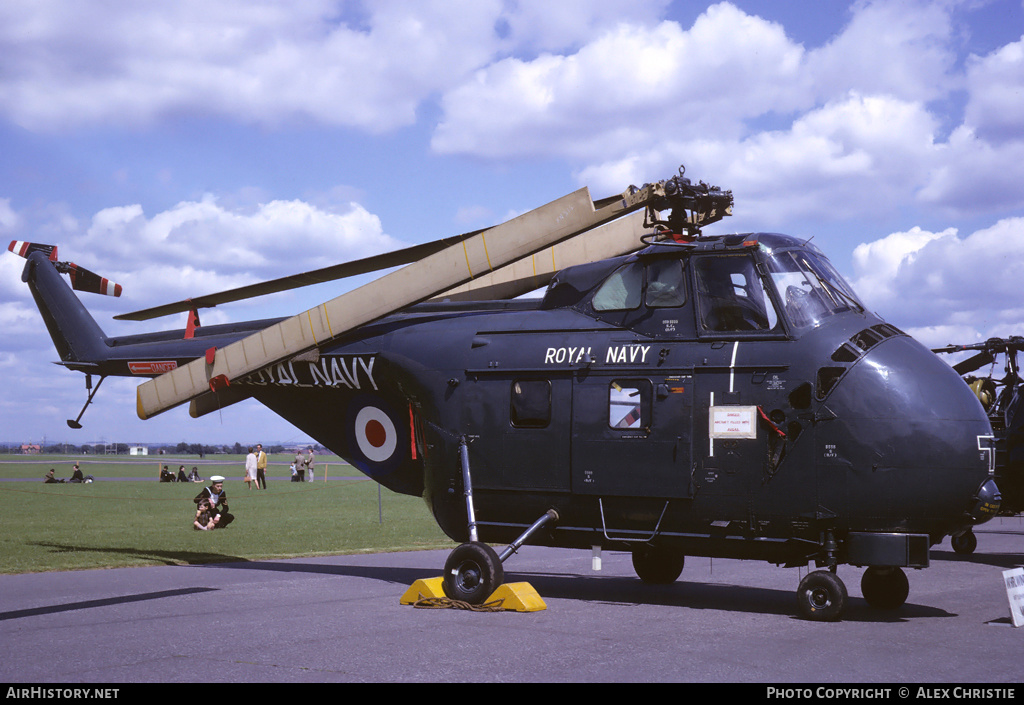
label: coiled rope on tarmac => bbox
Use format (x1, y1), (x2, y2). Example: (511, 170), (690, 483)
(412, 596), (506, 611)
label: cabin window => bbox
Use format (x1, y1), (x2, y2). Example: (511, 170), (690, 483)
(645, 259), (686, 308)
(592, 261), (643, 311)
(608, 380), (648, 429)
(694, 256), (777, 332)
(510, 380), (551, 428)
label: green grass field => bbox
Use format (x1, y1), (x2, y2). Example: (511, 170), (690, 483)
(0, 455), (452, 574)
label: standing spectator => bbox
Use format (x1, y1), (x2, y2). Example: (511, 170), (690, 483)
(244, 447), (258, 490)
(305, 447), (315, 483)
(256, 444), (268, 490)
(293, 448), (305, 482)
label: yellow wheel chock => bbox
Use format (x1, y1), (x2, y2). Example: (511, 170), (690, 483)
(400, 578), (546, 612)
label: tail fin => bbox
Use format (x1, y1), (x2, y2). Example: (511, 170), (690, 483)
(20, 250), (111, 367)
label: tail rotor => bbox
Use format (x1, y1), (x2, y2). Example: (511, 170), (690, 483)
(8, 241), (122, 297)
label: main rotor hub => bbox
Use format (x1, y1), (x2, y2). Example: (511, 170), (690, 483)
(643, 165), (733, 239)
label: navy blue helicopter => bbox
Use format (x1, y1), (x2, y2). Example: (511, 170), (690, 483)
(9, 167), (1001, 621)
(933, 337), (1024, 553)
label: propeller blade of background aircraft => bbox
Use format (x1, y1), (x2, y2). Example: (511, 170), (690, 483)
(114, 230), (485, 321)
(952, 351), (996, 376)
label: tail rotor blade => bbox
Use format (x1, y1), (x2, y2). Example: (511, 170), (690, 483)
(8, 241), (58, 262)
(65, 262), (122, 297)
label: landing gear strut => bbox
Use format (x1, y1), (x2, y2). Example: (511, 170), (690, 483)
(67, 374), (105, 429)
(442, 438), (558, 604)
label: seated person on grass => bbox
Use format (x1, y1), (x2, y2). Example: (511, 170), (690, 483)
(193, 475), (234, 529)
(193, 499), (217, 531)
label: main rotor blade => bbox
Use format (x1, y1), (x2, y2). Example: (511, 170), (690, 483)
(114, 230), (484, 321)
(431, 210), (652, 302)
(137, 186), (639, 420)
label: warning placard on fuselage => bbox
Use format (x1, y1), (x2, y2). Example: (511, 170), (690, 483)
(709, 405), (757, 439)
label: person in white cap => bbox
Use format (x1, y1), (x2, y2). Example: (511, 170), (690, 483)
(193, 475), (234, 528)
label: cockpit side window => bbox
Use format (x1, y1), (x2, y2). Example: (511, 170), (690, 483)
(592, 258), (688, 313)
(694, 255), (778, 333)
(592, 261), (643, 311)
(645, 259), (686, 308)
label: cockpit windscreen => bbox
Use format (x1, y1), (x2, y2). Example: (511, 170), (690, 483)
(765, 250), (864, 330)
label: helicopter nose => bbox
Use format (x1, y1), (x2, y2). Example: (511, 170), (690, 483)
(818, 333), (996, 533)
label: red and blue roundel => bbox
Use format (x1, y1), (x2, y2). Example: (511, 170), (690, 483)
(354, 405), (397, 463)
(346, 396), (408, 479)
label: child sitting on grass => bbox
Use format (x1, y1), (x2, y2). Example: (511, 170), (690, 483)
(193, 499), (218, 531)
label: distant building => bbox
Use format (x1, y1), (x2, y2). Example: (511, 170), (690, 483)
(20, 444), (40, 455)
(129, 446), (149, 456)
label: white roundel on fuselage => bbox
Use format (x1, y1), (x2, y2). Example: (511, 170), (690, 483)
(354, 405), (398, 462)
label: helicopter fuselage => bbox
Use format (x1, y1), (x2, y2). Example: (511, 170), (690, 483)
(19, 229), (1002, 618)
(222, 233), (998, 569)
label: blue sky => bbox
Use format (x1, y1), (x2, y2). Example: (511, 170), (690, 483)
(2, 0), (1023, 447)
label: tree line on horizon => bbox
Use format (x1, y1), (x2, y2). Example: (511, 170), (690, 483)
(1, 442), (325, 456)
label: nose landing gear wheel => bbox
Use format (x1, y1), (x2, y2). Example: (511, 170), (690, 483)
(796, 570), (848, 622)
(442, 542), (504, 605)
(951, 530), (978, 555)
(860, 566), (909, 610)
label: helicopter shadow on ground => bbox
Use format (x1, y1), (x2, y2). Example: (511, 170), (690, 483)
(203, 557), (440, 587)
(506, 569), (954, 623)
(22, 544), (959, 623)
(931, 547), (1024, 570)
(204, 557), (951, 623)
(0, 586), (217, 622)
(29, 541), (248, 568)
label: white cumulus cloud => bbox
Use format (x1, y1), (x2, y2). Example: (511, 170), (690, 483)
(851, 217), (1024, 345)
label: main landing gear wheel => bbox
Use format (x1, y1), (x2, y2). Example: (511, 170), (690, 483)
(442, 542), (504, 605)
(860, 567), (909, 610)
(951, 530), (978, 555)
(632, 546), (685, 584)
(796, 570), (848, 622)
